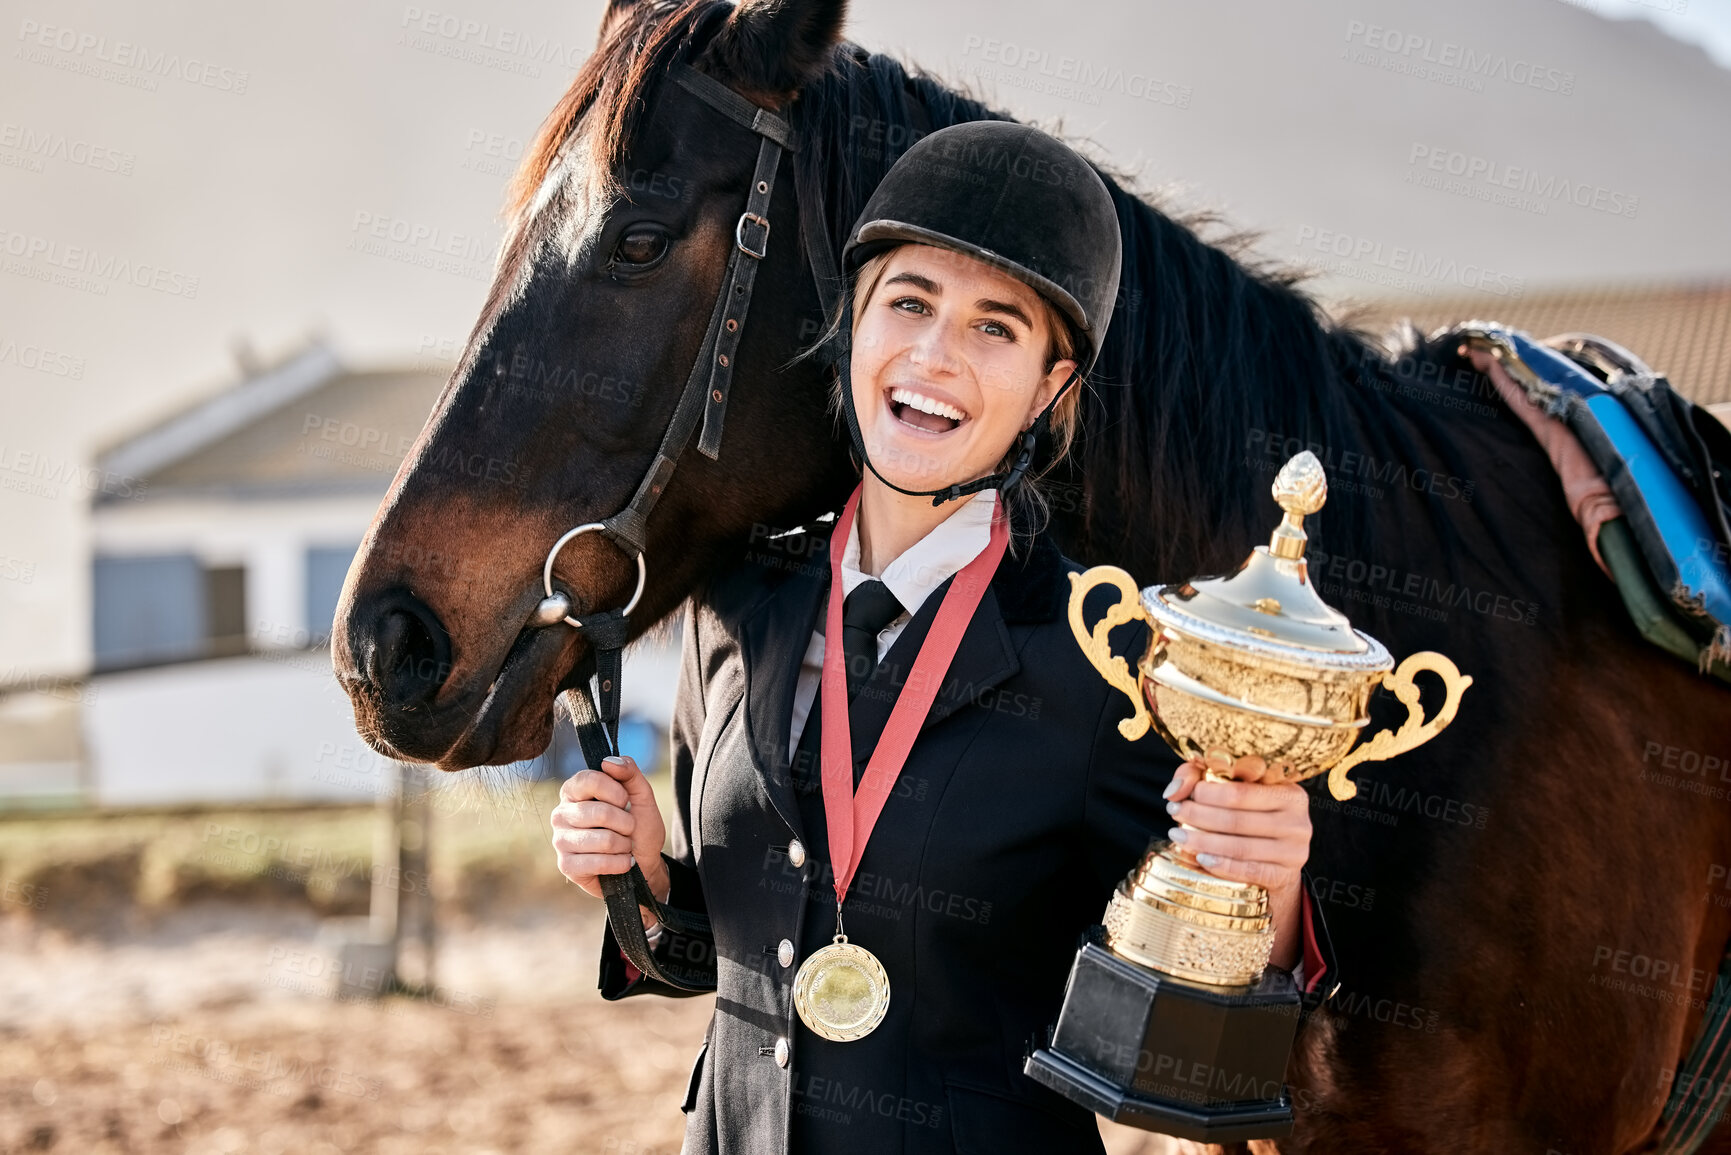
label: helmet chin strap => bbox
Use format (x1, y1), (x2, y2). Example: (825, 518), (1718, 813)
(831, 317), (1080, 508)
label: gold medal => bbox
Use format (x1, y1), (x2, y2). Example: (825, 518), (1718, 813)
(792, 487), (1005, 1046)
(793, 933), (890, 1042)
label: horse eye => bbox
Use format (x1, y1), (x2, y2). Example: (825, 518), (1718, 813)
(614, 227), (669, 268)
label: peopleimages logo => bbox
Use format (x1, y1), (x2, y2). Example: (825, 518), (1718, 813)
(959, 35), (1192, 110)
(1406, 144), (1639, 220)
(0, 122), (135, 176)
(397, 7), (586, 77)
(1291, 226), (1525, 299)
(15, 19), (250, 94)
(346, 210), (495, 283)
(1306, 545), (1540, 629)
(0, 444), (146, 501)
(1343, 20), (1575, 95)
(0, 336), (84, 379)
(1244, 429), (1476, 504)
(0, 226), (200, 298)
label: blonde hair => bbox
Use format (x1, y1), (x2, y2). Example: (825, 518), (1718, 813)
(801, 245), (1087, 542)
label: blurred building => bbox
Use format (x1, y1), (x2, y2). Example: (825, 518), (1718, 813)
(0, 344), (674, 809)
(90, 342), (436, 667)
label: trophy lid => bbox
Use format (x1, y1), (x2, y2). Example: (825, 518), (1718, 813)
(1144, 452), (1390, 665)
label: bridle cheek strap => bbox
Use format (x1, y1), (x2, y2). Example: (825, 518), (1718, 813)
(596, 64), (797, 559)
(533, 61), (820, 994)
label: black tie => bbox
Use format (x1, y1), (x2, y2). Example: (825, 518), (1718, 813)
(840, 579), (904, 703)
(795, 579), (903, 788)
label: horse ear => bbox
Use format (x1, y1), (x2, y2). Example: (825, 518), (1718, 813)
(698, 0), (849, 100)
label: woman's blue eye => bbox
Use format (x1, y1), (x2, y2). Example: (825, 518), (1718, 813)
(890, 296), (927, 313)
(980, 320), (1013, 339)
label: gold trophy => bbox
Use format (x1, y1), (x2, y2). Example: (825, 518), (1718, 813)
(1025, 451), (1472, 1142)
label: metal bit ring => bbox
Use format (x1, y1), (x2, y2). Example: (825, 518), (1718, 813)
(539, 523), (646, 629)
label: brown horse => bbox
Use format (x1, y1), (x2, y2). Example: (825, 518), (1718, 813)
(331, 1), (1731, 1150)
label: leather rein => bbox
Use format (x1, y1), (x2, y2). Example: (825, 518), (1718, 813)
(530, 61), (841, 991)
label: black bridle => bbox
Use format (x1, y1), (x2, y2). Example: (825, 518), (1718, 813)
(532, 60), (840, 991)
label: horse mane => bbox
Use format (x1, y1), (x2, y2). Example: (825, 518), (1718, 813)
(505, 1), (726, 229)
(1073, 177), (1389, 579)
(511, 0), (1412, 580)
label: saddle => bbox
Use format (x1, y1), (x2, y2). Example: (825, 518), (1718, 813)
(1450, 321), (1731, 684)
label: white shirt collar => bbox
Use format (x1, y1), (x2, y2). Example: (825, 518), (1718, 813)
(839, 488), (998, 619)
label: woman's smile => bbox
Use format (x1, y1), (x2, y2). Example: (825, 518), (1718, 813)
(884, 383), (971, 437)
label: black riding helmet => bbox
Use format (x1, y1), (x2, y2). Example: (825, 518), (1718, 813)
(834, 119), (1124, 505)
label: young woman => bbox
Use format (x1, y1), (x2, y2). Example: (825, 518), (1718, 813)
(551, 121), (1334, 1155)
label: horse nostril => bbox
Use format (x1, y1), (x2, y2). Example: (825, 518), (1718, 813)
(362, 592), (452, 706)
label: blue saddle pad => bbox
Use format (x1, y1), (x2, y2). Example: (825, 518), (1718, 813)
(1454, 322), (1731, 676)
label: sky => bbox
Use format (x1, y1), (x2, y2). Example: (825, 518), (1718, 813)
(1596, 0), (1731, 65)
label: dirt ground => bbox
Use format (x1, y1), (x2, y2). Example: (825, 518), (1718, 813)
(0, 900), (1185, 1155)
(0, 794), (1185, 1154)
(0, 897), (699, 1155)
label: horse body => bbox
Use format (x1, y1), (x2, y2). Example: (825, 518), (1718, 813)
(1286, 365), (1731, 1152)
(332, 1), (1731, 1149)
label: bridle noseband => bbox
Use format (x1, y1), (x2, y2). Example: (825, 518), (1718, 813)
(527, 60), (842, 992)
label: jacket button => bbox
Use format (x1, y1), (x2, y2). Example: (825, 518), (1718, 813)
(778, 939), (795, 968)
(787, 839), (806, 868)
(774, 1037), (790, 1067)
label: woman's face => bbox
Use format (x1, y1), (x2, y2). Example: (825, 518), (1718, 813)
(850, 244), (1077, 493)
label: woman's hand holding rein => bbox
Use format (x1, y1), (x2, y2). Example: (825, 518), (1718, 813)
(551, 754), (672, 928)
(1161, 755), (1313, 972)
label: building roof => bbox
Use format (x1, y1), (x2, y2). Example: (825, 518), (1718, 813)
(96, 345), (447, 503)
(1335, 280), (1731, 408)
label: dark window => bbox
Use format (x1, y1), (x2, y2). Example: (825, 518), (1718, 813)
(305, 545), (359, 645)
(93, 555), (254, 668)
(205, 566), (248, 657)
(92, 554), (205, 668)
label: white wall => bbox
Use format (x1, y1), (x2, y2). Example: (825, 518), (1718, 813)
(80, 625), (683, 808)
(85, 651), (386, 807)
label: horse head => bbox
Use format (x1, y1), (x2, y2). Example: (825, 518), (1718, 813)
(334, 0), (856, 770)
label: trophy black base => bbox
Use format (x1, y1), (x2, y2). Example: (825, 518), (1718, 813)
(1025, 927), (1301, 1143)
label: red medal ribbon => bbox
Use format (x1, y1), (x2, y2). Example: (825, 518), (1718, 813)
(820, 483), (1010, 908)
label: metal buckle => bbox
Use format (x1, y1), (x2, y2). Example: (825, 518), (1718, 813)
(1456, 321), (1566, 415)
(1543, 332), (1656, 384)
(538, 522), (647, 629)
(735, 212), (770, 259)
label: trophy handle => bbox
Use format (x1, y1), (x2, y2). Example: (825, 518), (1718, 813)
(1067, 567), (1154, 742)
(1326, 652), (1474, 801)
